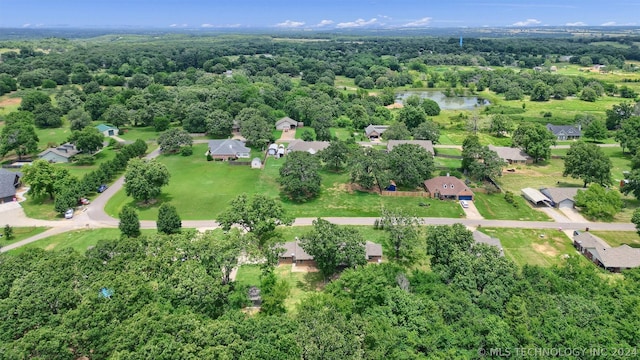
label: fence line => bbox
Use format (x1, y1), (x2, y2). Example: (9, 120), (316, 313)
(381, 190), (430, 197)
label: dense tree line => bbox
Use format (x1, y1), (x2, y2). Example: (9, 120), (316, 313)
(1, 223), (639, 358)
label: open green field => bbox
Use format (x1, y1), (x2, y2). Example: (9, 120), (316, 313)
(437, 130), (512, 146)
(35, 122), (73, 149)
(9, 228), (157, 255)
(57, 146), (117, 179)
(433, 147), (461, 156)
(105, 144), (464, 220)
(497, 158), (583, 192)
(473, 193), (551, 221)
(590, 231), (640, 248)
(434, 156), (462, 169)
(117, 126), (159, 142)
(551, 145), (631, 182)
(0, 226), (49, 248)
(478, 227), (576, 267)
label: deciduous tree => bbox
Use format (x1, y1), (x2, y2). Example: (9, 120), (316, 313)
(0, 118), (39, 160)
(349, 147), (390, 192)
(119, 205), (141, 238)
(68, 127), (104, 154)
(319, 140), (350, 172)
(397, 105), (427, 130)
(157, 203), (181, 234)
(19, 91), (50, 112)
(387, 143), (434, 188)
(381, 122), (411, 140)
(512, 123), (556, 163)
(563, 142), (612, 187)
(124, 158), (171, 203)
(583, 119), (608, 142)
(279, 151), (322, 202)
(412, 120), (440, 143)
(489, 114), (513, 137)
(380, 208), (422, 263)
(574, 184), (622, 221)
(22, 159), (72, 199)
(157, 128), (192, 154)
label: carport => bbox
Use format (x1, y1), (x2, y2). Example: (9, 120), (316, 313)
(522, 188), (552, 207)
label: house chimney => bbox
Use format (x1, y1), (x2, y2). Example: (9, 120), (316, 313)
(446, 172), (450, 177)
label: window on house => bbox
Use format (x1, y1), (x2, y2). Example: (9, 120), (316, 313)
(443, 184), (447, 189)
(451, 184), (454, 189)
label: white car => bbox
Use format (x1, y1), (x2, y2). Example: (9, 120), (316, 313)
(64, 208), (74, 219)
(460, 200), (469, 208)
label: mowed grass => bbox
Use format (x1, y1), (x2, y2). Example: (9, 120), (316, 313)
(35, 123), (73, 149)
(9, 228), (157, 255)
(473, 193), (551, 221)
(590, 231), (640, 248)
(478, 227), (576, 267)
(550, 145), (631, 182)
(0, 226), (49, 247)
(117, 126), (159, 142)
(496, 159), (584, 193)
(105, 144), (464, 220)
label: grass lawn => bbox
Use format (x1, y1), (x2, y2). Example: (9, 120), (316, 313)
(58, 146), (117, 179)
(437, 130), (512, 146)
(478, 227), (576, 267)
(590, 231), (640, 248)
(433, 148), (462, 156)
(21, 196), (62, 220)
(434, 156), (462, 169)
(106, 144), (464, 220)
(0, 226), (50, 248)
(497, 158), (584, 193)
(117, 126), (159, 142)
(9, 228), (157, 255)
(35, 122), (73, 149)
(551, 146), (630, 182)
(473, 193), (551, 221)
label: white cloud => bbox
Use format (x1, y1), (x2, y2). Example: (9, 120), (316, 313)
(403, 17), (432, 27)
(316, 19), (334, 27)
(22, 23), (31, 28)
(170, 24), (188, 28)
(336, 18), (378, 28)
(512, 18), (541, 26)
(601, 21), (617, 26)
(201, 23), (215, 28)
(275, 20), (305, 28)
(566, 21), (586, 26)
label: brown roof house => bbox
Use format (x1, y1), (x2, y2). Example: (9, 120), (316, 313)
(387, 140), (435, 156)
(278, 240), (383, 267)
(488, 145), (532, 164)
(423, 175), (474, 200)
(573, 231), (640, 273)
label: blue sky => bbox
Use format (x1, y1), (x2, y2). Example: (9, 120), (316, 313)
(0, 0), (637, 29)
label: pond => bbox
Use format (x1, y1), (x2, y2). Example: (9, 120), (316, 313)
(396, 90), (490, 110)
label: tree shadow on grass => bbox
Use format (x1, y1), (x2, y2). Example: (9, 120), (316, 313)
(297, 271), (325, 292)
(131, 192), (174, 210)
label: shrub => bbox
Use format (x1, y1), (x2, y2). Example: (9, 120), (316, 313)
(206, 154), (213, 161)
(180, 146), (193, 156)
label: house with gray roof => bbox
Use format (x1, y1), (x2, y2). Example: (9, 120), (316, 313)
(573, 231), (640, 272)
(275, 117), (303, 131)
(95, 124), (119, 137)
(473, 230), (504, 256)
(540, 187), (580, 208)
(0, 169), (21, 203)
(286, 140), (330, 155)
(278, 240), (383, 266)
(522, 187), (553, 207)
(387, 140), (435, 155)
(488, 145), (532, 164)
(207, 139), (250, 160)
(546, 123), (581, 141)
(365, 125), (389, 139)
(38, 143), (79, 163)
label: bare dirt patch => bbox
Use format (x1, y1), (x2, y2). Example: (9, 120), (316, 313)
(0, 97), (21, 107)
(532, 242), (560, 257)
(45, 243), (59, 251)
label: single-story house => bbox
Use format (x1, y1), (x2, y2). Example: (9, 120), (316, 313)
(423, 175), (474, 201)
(267, 143), (279, 156)
(96, 124), (119, 137)
(365, 124), (389, 139)
(207, 139), (250, 160)
(0, 168), (21, 203)
(521, 187), (553, 206)
(573, 231), (640, 272)
(472, 230), (504, 256)
(488, 145), (533, 164)
(546, 123), (581, 141)
(278, 240), (383, 266)
(251, 157), (262, 169)
(38, 143), (79, 163)
(540, 187), (580, 208)
(287, 140), (330, 155)
(387, 140), (435, 156)
(275, 117), (303, 131)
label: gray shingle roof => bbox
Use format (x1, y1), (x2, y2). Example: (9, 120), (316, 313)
(540, 187), (580, 204)
(38, 143), (79, 159)
(574, 232), (640, 269)
(0, 168), (21, 199)
(387, 140), (434, 155)
(276, 117), (299, 126)
(208, 139), (250, 157)
(280, 240), (382, 260)
(365, 124), (389, 136)
(546, 123), (581, 137)
(473, 230), (504, 256)
(286, 140), (330, 154)
(487, 145), (531, 162)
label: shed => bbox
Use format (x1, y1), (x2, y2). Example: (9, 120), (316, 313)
(267, 143), (278, 156)
(248, 286), (262, 306)
(251, 157), (262, 169)
(95, 124), (119, 137)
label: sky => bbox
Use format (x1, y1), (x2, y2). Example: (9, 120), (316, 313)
(0, 0), (638, 29)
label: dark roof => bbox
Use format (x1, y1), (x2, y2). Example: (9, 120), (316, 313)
(423, 176), (474, 197)
(574, 232), (640, 269)
(0, 169), (21, 198)
(540, 187), (580, 204)
(208, 139), (250, 157)
(387, 140), (434, 155)
(38, 143), (79, 159)
(280, 240), (382, 260)
(473, 230), (504, 256)
(546, 123), (581, 137)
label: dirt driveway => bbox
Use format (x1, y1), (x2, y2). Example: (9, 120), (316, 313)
(277, 129), (297, 142)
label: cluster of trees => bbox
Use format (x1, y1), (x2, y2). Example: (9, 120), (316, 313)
(2, 221), (639, 358)
(461, 135), (505, 180)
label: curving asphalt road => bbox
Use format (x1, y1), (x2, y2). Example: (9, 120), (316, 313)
(1, 143), (635, 253)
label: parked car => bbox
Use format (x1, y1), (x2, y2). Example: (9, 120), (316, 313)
(79, 198), (90, 205)
(460, 200), (469, 208)
(97, 184), (108, 193)
(64, 208), (74, 219)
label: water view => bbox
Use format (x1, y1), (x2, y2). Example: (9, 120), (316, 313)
(396, 90), (490, 110)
